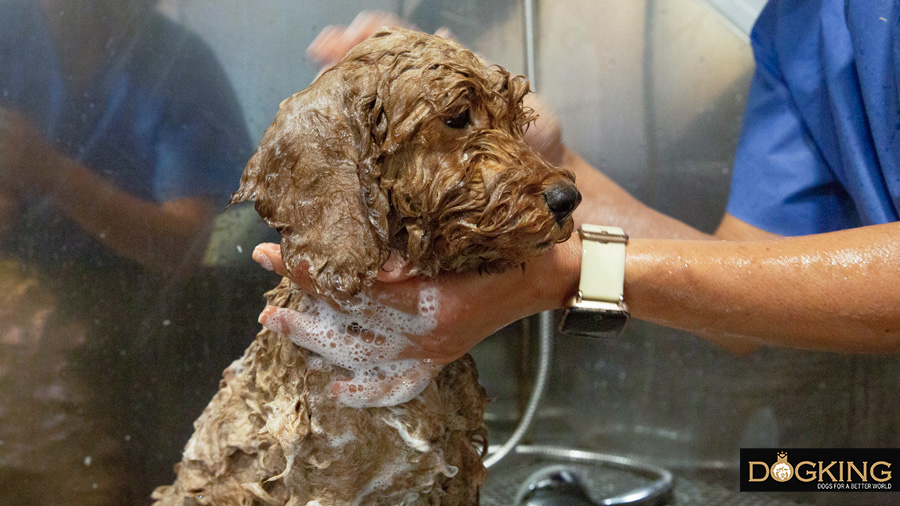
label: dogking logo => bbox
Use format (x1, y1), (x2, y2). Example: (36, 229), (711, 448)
(770, 452), (793, 482)
(740, 448), (898, 492)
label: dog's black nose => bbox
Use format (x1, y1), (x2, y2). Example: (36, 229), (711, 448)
(543, 183), (581, 223)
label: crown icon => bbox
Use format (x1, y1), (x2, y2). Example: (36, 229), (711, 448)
(771, 451), (793, 482)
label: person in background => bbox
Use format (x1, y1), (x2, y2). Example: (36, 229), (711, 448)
(0, 0), (251, 503)
(257, 0), (900, 372)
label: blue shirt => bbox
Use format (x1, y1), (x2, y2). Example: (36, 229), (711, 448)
(0, 2), (251, 272)
(726, 0), (900, 235)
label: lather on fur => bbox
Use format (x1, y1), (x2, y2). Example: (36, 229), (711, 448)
(152, 28), (579, 505)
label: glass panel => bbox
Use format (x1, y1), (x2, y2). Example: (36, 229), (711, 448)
(0, 0), (523, 503)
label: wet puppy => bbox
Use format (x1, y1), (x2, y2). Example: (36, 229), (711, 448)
(153, 28), (578, 505)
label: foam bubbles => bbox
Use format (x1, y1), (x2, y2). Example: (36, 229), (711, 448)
(265, 287), (443, 408)
(332, 358), (436, 409)
(380, 417), (431, 453)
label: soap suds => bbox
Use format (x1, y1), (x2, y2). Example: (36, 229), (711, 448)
(261, 287), (444, 408)
(380, 417), (431, 453)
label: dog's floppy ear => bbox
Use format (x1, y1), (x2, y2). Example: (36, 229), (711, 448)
(231, 66), (390, 299)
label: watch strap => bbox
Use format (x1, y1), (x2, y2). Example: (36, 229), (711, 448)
(559, 224), (630, 339)
(576, 225), (627, 306)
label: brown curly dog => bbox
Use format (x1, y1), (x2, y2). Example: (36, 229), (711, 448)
(152, 27), (579, 506)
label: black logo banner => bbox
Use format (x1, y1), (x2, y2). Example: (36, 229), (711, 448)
(740, 448), (898, 492)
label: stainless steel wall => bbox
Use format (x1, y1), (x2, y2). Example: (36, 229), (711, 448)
(519, 4), (899, 506)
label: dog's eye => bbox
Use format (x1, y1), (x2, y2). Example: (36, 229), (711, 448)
(444, 109), (470, 129)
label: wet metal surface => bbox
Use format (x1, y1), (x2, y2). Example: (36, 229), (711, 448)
(483, 448), (809, 506)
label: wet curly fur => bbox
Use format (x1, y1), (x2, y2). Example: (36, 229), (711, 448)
(153, 28), (576, 505)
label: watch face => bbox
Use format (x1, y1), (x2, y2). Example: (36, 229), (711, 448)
(559, 305), (629, 339)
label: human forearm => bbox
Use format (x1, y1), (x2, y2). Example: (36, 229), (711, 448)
(624, 223), (900, 353)
(43, 154), (215, 275)
(563, 148), (712, 240)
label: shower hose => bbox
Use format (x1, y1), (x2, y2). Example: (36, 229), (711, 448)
(482, 311), (673, 506)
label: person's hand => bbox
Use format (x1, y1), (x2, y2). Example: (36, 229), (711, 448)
(307, 11), (453, 72)
(251, 241), (578, 406)
(307, 12), (412, 70)
(0, 108), (60, 194)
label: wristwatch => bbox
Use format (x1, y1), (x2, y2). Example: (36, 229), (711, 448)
(558, 224), (630, 338)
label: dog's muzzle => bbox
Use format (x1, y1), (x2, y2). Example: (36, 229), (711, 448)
(543, 183), (582, 224)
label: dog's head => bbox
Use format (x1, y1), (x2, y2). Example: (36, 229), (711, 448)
(232, 28), (580, 299)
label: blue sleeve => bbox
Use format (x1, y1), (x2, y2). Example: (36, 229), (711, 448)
(725, 1), (860, 236)
(151, 27), (252, 206)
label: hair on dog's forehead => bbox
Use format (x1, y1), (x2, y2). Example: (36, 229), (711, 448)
(345, 28), (489, 82)
(342, 28), (533, 129)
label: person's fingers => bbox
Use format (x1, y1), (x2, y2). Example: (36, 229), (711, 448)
(252, 245), (508, 367)
(309, 12), (412, 71)
(252, 243), (320, 292)
(347, 11), (406, 38)
(252, 241), (440, 325)
(251, 242), (280, 272)
(433, 27), (455, 40)
(330, 359), (438, 408)
(258, 305), (331, 352)
(253, 242), (417, 292)
(306, 25), (344, 66)
(375, 251), (416, 283)
(259, 305), (379, 366)
(259, 301), (414, 365)
(345, 12), (379, 41)
(260, 302), (444, 407)
(252, 243), (287, 275)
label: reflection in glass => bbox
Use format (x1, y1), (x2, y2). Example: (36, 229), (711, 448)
(0, 0), (251, 503)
